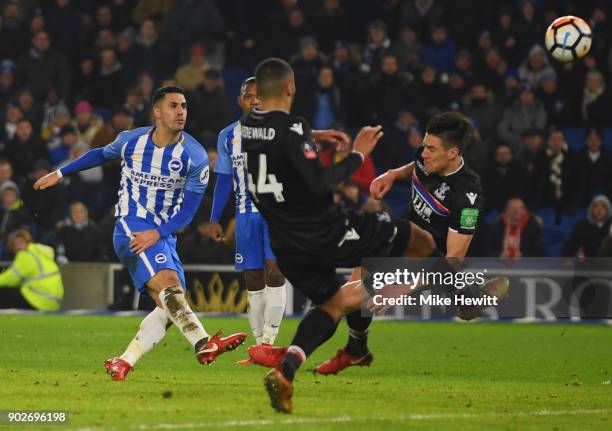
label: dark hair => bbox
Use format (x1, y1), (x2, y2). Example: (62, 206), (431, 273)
(240, 76), (256, 96)
(152, 86), (185, 106)
(425, 112), (472, 153)
(255, 58), (293, 99)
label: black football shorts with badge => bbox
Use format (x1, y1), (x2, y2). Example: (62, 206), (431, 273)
(241, 108), (411, 304)
(406, 144), (483, 253)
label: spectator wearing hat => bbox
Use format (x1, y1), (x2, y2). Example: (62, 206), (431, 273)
(0, 60), (17, 109)
(537, 68), (571, 127)
(563, 195), (612, 258)
(0, 180), (33, 241)
(71, 100), (103, 145)
(361, 20), (391, 74)
(498, 82), (547, 151)
(188, 68), (232, 147)
(5, 119), (47, 180)
(15, 30), (70, 102)
(573, 129), (612, 207)
(519, 44), (555, 89)
(175, 44), (211, 91)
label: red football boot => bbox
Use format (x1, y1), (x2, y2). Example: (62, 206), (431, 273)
(248, 343), (287, 368)
(315, 349), (373, 375)
(196, 331), (247, 365)
(104, 357), (133, 381)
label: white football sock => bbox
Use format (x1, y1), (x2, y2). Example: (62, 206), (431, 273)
(159, 286), (209, 347)
(247, 289), (266, 344)
(262, 284), (286, 345)
(120, 307), (168, 367)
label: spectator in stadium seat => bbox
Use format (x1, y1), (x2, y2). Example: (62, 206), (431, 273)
(291, 37), (327, 77)
(573, 128), (612, 207)
(122, 88), (147, 122)
(0, 159), (14, 189)
(132, 0), (173, 33)
(5, 119), (47, 179)
(538, 69), (571, 127)
(187, 68), (233, 147)
(71, 100), (103, 145)
(400, 0), (445, 44)
(49, 125), (80, 168)
(360, 20), (391, 74)
(498, 82), (547, 151)
(563, 195), (612, 258)
(91, 107), (134, 149)
(462, 82), (503, 141)
(45, 0), (81, 68)
(475, 47), (507, 91)
(0, 60), (17, 110)
(0, 229), (63, 311)
(491, 6), (522, 67)
(391, 25), (421, 74)
(174, 44), (210, 91)
(178, 221), (234, 264)
(311, 0), (350, 54)
(483, 144), (528, 212)
(0, 104), (22, 149)
(296, 65), (344, 131)
(582, 69), (612, 127)
(484, 197), (542, 258)
(413, 64), (447, 121)
(41, 87), (70, 133)
(420, 25), (456, 74)
(519, 45), (555, 89)
(94, 48), (126, 110)
(0, 2), (30, 62)
(530, 128), (573, 211)
(516, 128), (545, 174)
(15, 88), (43, 131)
(15, 30), (70, 102)
(124, 18), (161, 85)
(0, 180), (33, 241)
(72, 58), (97, 104)
(56, 201), (101, 262)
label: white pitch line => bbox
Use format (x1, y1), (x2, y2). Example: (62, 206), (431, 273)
(64, 408), (611, 431)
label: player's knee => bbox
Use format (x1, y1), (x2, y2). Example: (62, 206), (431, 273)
(150, 269), (182, 293)
(264, 261), (285, 286)
(244, 270), (265, 291)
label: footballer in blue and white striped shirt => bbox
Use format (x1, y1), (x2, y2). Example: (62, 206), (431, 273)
(34, 86), (246, 379)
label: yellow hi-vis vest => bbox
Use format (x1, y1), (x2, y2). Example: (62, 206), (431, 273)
(0, 243), (64, 310)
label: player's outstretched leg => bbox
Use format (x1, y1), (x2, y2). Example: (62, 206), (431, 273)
(456, 277), (510, 320)
(150, 270), (247, 365)
(105, 306), (170, 381)
(263, 280), (365, 413)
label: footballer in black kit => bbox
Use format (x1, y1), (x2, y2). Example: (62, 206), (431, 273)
(241, 58), (440, 414)
(407, 143), (483, 253)
(241, 108), (411, 303)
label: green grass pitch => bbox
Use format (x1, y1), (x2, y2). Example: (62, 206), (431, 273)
(0, 315), (611, 430)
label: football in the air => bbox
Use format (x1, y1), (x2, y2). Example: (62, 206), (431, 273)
(544, 15), (592, 62)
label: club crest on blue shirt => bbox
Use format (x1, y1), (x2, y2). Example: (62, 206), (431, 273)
(434, 182), (450, 201)
(169, 158), (183, 173)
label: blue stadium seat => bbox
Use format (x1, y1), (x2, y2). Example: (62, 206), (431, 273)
(602, 128), (612, 152)
(222, 68), (250, 120)
(563, 127), (586, 151)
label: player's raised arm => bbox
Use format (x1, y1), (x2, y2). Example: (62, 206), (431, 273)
(370, 162), (415, 200)
(287, 124), (383, 195)
(33, 130), (129, 191)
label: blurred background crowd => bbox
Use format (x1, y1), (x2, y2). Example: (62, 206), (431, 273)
(0, 0), (612, 262)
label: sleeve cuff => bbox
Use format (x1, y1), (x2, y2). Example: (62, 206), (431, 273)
(56, 169), (63, 178)
(351, 151), (365, 163)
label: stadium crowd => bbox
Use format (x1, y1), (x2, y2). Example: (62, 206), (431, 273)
(0, 0), (611, 262)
